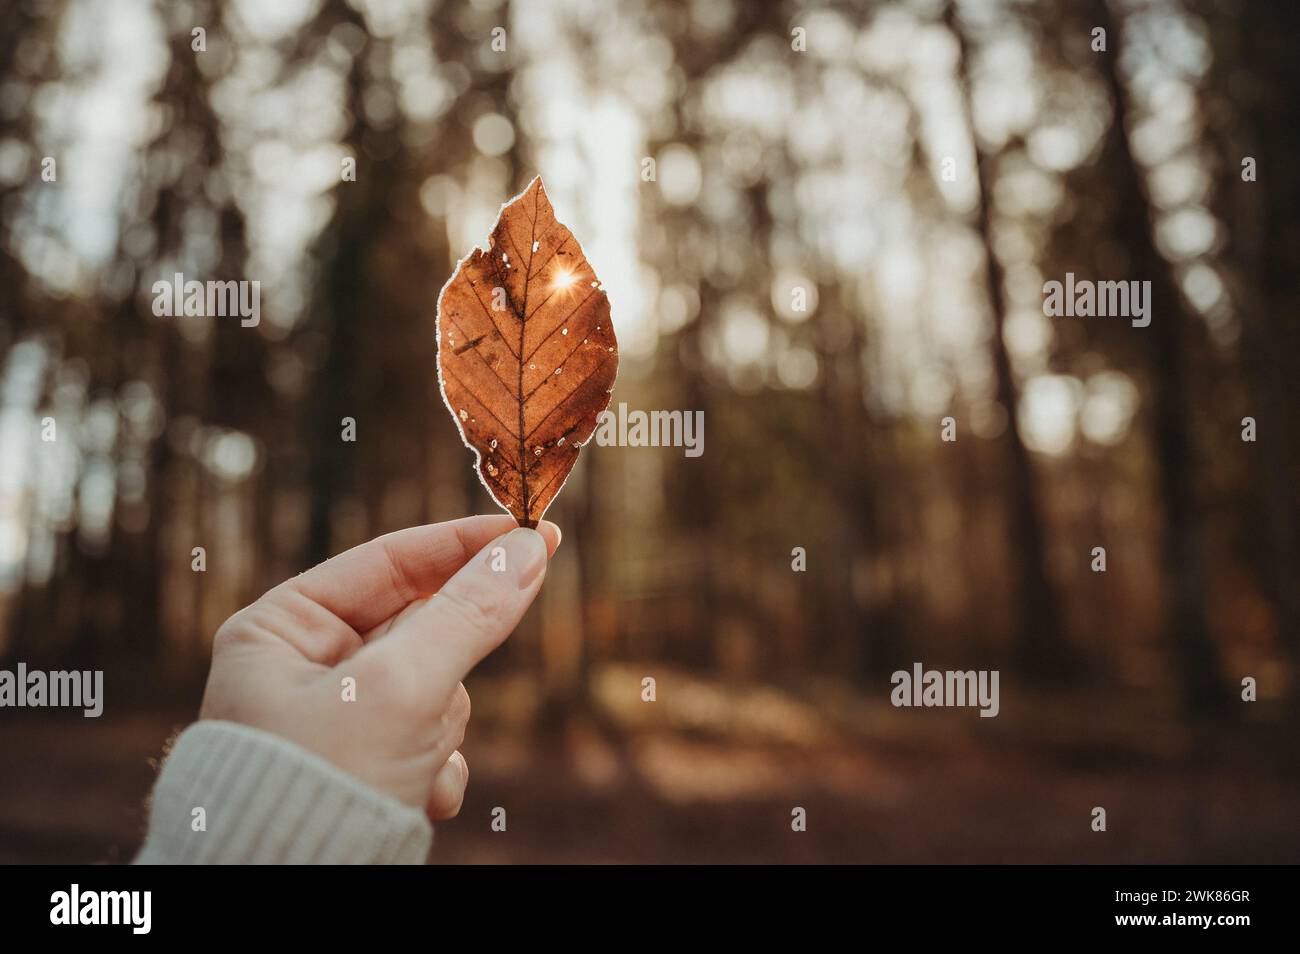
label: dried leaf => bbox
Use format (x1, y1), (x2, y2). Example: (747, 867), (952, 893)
(436, 177), (619, 527)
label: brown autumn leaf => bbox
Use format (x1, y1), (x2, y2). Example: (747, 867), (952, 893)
(436, 177), (619, 528)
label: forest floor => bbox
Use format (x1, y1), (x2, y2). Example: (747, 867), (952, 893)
(2, 662), (1297, 864)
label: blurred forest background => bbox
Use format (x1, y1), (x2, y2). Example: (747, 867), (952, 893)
(1, 0), (1297, 863)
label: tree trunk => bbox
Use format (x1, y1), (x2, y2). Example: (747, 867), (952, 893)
(948, 1), (1067, 678)
(1090, 0), (1224, 712)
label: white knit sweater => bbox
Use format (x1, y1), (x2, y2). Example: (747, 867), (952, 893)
(134, 720), (432, 864)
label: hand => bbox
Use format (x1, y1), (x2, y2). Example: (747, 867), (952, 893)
(198, 515), (560, 820)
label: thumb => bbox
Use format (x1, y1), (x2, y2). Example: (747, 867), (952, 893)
(360, 526), (549, 702)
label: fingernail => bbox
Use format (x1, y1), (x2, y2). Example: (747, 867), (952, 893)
(499, 527), (547, 588)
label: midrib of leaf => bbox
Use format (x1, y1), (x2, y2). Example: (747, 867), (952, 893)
(516, 185), (541, 525)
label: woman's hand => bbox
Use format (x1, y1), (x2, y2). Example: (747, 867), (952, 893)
(198, 515), (559, 820)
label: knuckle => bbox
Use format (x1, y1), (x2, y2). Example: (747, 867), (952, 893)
(437, 703), (468, 750)
(452, 684), (471, 723)
(211, 620), (239, 653)
(442, 713), (467, 753)
(436, 581), (506, 636)
(444, 765), (468, 816)
(358, 654), (425, 714)
(212, 607), (261, 653)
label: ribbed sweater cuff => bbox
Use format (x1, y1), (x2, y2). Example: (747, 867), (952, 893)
(134, 720), (432, 865)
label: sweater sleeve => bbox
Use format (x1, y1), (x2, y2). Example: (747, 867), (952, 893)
(134, 720), (432, 865)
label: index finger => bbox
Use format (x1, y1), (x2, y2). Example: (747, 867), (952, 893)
(280, 515), (560, 633)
